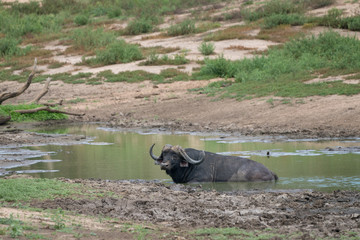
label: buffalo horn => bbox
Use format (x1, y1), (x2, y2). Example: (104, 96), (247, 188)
(149, 143), (160, 161)
(179, 147), (205, 165)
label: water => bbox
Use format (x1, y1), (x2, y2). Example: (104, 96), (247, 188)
(7, 124), (360, 192)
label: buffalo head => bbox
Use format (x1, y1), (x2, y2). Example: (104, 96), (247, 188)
(149, 144), (205, 172)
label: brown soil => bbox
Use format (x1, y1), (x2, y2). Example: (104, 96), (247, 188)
(1, 177), (359, 239)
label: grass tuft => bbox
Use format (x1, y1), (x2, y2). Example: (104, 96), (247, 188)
(86, 40), (143, 65)
(69, 27), (116, 52)
(199, 42), (215, 56)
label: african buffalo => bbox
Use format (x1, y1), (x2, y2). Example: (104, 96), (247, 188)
(149, 144), (278, 183)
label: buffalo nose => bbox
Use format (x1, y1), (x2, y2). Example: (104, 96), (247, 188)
(160, 161), (170, 170)
(160, 162), (169, 167)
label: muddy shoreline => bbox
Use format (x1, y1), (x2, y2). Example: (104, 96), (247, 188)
(29, 178), (360, 239)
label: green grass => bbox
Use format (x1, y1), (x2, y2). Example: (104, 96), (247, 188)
(0, 178), (80, 202)
(241, 0), (304, 22)
(187, 227), (360, 239)
(263, 13), (307, 29)
(140, 53), (189, 66)
(0, 37), (31, 57)
(0, 104), (68, 122)
(69, 27), (117, 51)
(315, 8), (360, 31)
(0, 177), (121, 203)
(194, 31), (360, 100)
(97, 68), (190, 83)
(199, 42), (215, 56)
(74, 14), (90, 26)
(189, 227), (289, 240)
(124, 18), (154, 35)
(88, 39), (143, 65)
(167, 19), (197, 36)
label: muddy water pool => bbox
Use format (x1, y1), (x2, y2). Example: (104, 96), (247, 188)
(6, 124), (360, 192)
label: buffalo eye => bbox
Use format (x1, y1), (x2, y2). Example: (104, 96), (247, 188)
(171, 154), (179, 161)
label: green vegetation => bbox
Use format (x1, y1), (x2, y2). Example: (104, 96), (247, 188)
(0, 178), (80, 202)
(195, 31), (360, 100)
(88, 40), (143, 65)
(0, 104), (68, 122)
(74, 14), (90, 26)
(141, 53), (189, 66)
(69, 27), (116, 51)
(167, 19), (197, 36)
(98, 68), (190, 83)
(125, 18), (154, 35)
(0, 37), (31, 57)
(0, 215), (30, 238)
(241, 0), (304, 22)
(190, 227), (288, 240)
(198, 41), (215, 55)
(315, 8), (360, 31)
(263, 13), (306, 29)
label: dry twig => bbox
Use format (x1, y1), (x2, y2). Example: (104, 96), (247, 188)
(0, 58), (37, 105)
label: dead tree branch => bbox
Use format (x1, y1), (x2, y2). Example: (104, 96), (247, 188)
(29, 77), (51, 104)
(14, 106), (85, 116)
(0, 58), (37, 105)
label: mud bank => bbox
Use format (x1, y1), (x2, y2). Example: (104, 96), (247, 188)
(30, 178), (360, 239)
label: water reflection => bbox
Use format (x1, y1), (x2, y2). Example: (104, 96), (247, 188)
(8, 124), (360, 192)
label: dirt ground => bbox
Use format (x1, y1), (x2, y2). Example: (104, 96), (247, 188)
(0, 176), (359, 239)
(1, 0), (360, 239)
(36, 179), (360, 238)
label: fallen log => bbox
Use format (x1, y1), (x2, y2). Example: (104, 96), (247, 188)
(0, 58), (37, 105)
(14, 106), (85, 116)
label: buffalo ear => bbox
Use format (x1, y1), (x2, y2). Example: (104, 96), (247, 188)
(180, 161), (189, 168)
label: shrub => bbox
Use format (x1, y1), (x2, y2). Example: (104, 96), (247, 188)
(167, 19), (196, 36)
(242, 0), (303, 22)
(74, 14), (89, 26)
(346, 16), (360, 31)
(41, 0), (83, 14)
(198, 42), (215, 55)
(93, 40), (143, 65)
(141, 53), (189, 65)
(0, 37), (30, 57)
(263, 13), (306, 29)
(200, 55), (238, 78)
(317, 8), (343, 28)
(125, 18), (153, 35)
(107, 8), (122, 18)
(70, 27), (116, 50)
(0, 37), (20, 57)
(0, 10), (65, 38)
